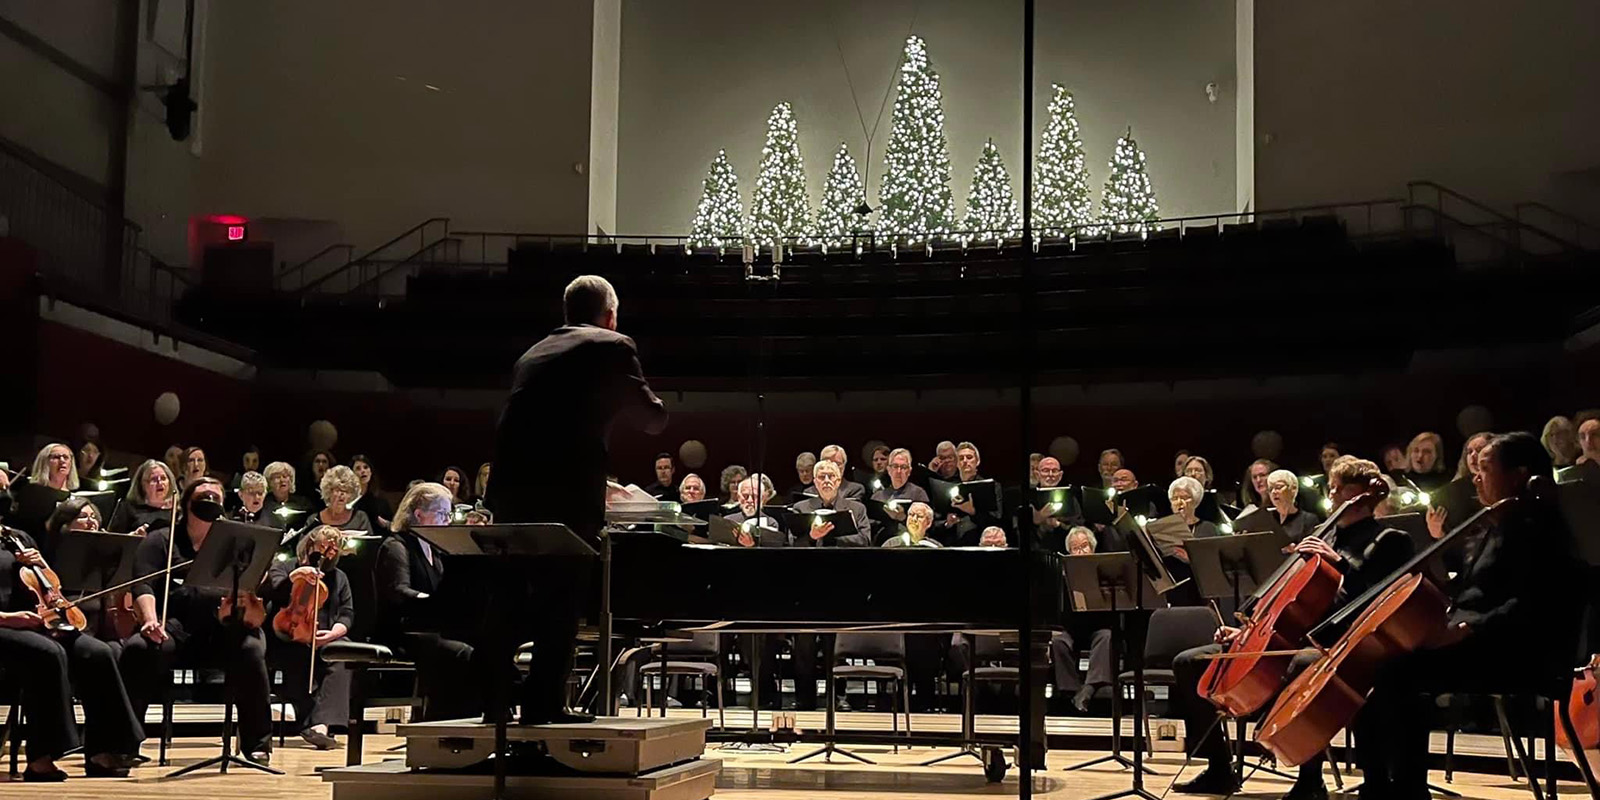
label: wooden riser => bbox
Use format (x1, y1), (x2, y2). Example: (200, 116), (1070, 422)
(398, 716), (713, 773)
(323, 757), (720, 800)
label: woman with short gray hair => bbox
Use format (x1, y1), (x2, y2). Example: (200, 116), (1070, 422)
(292, 465), (372, 549)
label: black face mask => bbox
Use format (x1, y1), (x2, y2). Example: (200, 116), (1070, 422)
(190, 498), (225, 523)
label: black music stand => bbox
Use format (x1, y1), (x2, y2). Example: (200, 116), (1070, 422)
(52, 530), (140, 598)
(1061, 553), (1161, 777)
(413, 523), (598, 800)
(165, 520), (282, 778)
(1186, 532), (1298, 784)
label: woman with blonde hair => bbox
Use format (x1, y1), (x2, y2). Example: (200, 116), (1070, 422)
(264, 525), (354, 750)
(291, 466), (372, 550)
(107, 459), (177, 534)
(9, 443), (80, 537)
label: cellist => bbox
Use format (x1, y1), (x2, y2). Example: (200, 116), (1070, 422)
(1354, 432), (1582, 800)
(264, 524), (353, 750)
(1172, 457), (1414, 799)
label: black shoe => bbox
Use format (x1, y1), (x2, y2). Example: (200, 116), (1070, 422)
(1174, 766), (1239, 795)
(243, 750), (272, 767)
(83, 760), (130, 779)
(521, 709), (596, 725)
(23, 767), (68, 782)
(1283, 779), (1328, 800)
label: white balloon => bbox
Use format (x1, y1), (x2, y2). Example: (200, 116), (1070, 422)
(153, 392), (181, 426)
(308, 419), (339, 452)
(679, 440), (708, 470)
(1048, 436), (1081, 466)
(1251, 430), (1285, 460)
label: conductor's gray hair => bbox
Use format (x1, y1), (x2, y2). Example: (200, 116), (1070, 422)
(563, 274), (618, 325)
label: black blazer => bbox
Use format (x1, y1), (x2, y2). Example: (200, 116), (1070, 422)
(486, 324), (668, 536)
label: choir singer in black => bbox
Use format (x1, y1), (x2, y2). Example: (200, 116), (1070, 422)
(484, 274), (669, 725)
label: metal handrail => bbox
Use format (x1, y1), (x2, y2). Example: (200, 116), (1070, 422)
(298, 217), (449, 293)
(345, 237), (454, 295)
(276, 243), (353, 286)
(1514, 201), (1599, 249)
(1408, 181), (1579, 253)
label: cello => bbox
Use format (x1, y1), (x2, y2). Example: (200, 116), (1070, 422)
(1555, 654), (1599, 776)
(1256, 491), (1524, 766)
(1199, 477), (1387, 717)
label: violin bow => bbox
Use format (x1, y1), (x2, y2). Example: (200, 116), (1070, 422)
(159, 491), (179, 631)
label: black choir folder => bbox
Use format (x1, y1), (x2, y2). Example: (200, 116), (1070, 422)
(706, 513), (788, 547)
(778, 506), (859, 544)
(929, 478), (1001, 516)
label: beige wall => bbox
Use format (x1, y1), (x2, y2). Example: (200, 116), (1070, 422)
(616, 0), (1239, 235)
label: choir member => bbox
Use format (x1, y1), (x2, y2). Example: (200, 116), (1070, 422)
(1425, 431), (1494, 540)
(1265, 469), (1321, 541)
(377, 482), (478, 721)
(1182, 455), (1215, 490)
(350, 454), (393, 528)
(76, 440), (105, 485)
(229, 445), (261, 491)
(1238, 458), (1278, 514)
(718, 465), (747, 502)
(870, 444), (891, 475)
(643, 452), (679, 502)
(1318, 442), (1341, 476)
(791, 460), (870, 547)
(787, 452), (817, 503)
(940, 442), (1004, 546)
(679, 473), (707, 503)
(9, 443), (78, 538)
(1097, 449), (1124, 489)
(1030, 456), (1069, 538)
(107, 459), (176, 534)
(119, 477), (274, 765)
(1403, 431), (1449, 492)
(1051, 526), (1114, 712)
(0, 525), (143, 780)
(181, 446), (211, 490)
(1173, 450), (1192, 478)
(1028, 453), (1043, 488)
(484, 274), (669, 725)
(931, 441), (959, 480)
(871, 448), (931, 525)
(294, 465), (373, 546)
(262, 461), (301, 519)
(1173, 457), (1412, 798)
(161, 445), (184, 484)
(231, 471), (267, 524)
(1542, 415), (1580, 467)
(309, 450), (334, 487)
(265, 525), (353, 750)
(473, 463), (492, 505)
(439, 465), (467, 503)
(882, 501), (939, 548)
(1381, 443), (1408, 475)
(1580, 418), (1600, 467)
(1354, 433), (1579, 800)
(726, 474), (781, 546)
(978, 526), (1009, 548)
(818, 444), (867, 499)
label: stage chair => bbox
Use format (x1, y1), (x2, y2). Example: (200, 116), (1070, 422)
(832, 633), (913, 745)
(640, 631), (725, 729)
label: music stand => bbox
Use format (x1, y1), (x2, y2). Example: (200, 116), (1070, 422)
(1061, 553), (1160, 776)
(413, 523), (600, 800)
(52, 530), (140, 597)
(165, 520), (283, 778)
(1186, 532), (1297, 783)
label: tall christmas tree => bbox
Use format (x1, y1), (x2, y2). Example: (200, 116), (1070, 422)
(962, 139), (1020, 241)
(1033, 84), (1096, 238)
(1100, 128), (1160, 234)
(877, 35), (955, 243)
(816, 142), (869, 248)
(689, 149), (744, 248)
(748, 102), (811, 246)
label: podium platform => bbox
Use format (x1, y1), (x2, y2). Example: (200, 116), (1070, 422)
(322, 716), (718, 800)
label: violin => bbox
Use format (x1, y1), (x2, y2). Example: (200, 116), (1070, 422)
(1257, 491), (1524, 766)
(1199, 477), (1387, 717)
(0, 526), (88, 634)
(219, 591), (267, 628)
(272, 551), (330, 645)
(1556, 654), (1600, 776)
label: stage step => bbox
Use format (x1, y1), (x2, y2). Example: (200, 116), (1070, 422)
(398, 716), (714, 773)
(322, 757), (720, 800)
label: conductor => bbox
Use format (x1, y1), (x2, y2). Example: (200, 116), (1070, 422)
(483, 274), (669, 724)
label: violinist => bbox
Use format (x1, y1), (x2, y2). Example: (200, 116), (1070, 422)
(0, 511), (143, 781)
(118, 477), (275, 766)
(375, 481), (479, 721)
(265, 525), (353, 750)
(106, 459), (176, 534)
(1172, 457), (1413, 799)
(1354, 433), (1581, 800)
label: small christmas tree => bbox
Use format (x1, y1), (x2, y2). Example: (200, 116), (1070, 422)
(816, 142), (869, 249)
(962, 139), (1020, 241)
(1100, 127), (1160, 234)
(877, 35), (955, 243)
(748, 102), (812, 247)
(1033, 84), (1096, 238)
(689, 149), (744, 248)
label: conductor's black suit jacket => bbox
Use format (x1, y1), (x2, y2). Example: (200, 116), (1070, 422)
(486, 324), (669, 538)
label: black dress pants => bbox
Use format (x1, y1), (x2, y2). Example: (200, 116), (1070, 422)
(272, 642), (354, 732)
(1051, 627), (1114, 694)
(117, 618), (272, 753)
(1173, 643), (1327, 781)
(390, 631), (478, 721)
(461, 554), (589, 723)
(0, 628), (143, 762)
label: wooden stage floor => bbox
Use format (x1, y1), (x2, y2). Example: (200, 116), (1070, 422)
(0, 719), (1580, 800)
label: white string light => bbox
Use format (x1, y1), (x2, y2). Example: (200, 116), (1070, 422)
(1101, 127), (1160, 234)
(877, 35), (954, 244)
(816, 143), (869, 249)
(749, 102), (812, 247)
(1033, 84), (1097, 240)
(689, 149), (745, 248)
(962, 138), (1020, 242)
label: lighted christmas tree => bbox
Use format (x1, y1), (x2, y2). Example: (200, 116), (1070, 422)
(962, 139), (1020, 241)
(1100, 128), (1160, 234)
(877, 35), (955, 242)
(689, 149), (744, 248)
(816, 142), (869, 248)
(1033, 84), (1096, 238)
(748, 102), (811, 246)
